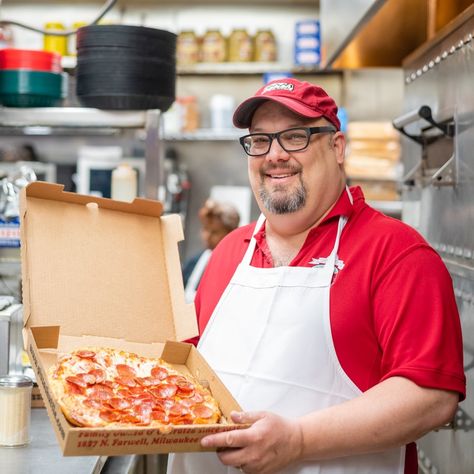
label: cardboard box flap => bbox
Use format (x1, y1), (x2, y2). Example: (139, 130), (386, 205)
(21, 182), (197, 343)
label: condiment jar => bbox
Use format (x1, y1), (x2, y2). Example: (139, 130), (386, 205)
(254, 29), (277, 62)
(43, 22), (68, 56)
(0, 375), (33, 447)
(178, 96), (199, 132)
(228, 29), (253, 62)
(111, 164), (138, 202)
(177, 30), (200, 66)
(201, 29), (227, 63)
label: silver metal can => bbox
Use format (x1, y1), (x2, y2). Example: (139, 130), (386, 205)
(0, 375), (33, 446)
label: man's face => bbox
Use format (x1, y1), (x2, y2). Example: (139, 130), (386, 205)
(247, 101), (345, 220)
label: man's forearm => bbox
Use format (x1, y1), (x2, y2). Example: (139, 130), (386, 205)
(298, 376), (458, 461)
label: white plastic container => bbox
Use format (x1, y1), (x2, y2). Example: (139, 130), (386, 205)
(0, 375), (33, 447)
(111, 163), (138, 202)
(209, 94), (235, 131)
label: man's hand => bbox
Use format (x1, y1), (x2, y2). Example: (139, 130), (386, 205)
(201, 410), (303, 474)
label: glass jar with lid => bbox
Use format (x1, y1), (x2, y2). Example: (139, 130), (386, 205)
(0, 375), (33, 447)
(254, 29), (277, 62)
(177, 30), (200, 66)
(228, 29), (253, 62)
(201, 29), (227, 63)
(43, 22), (68, 56)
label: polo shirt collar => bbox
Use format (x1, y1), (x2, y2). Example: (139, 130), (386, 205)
(250, 185), (364, 243)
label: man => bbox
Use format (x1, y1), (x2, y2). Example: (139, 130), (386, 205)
(167, 78), (465, 473)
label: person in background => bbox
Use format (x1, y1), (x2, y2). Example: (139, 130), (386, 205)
(183, 198), (240, 303)
(168, 78), (465, 474)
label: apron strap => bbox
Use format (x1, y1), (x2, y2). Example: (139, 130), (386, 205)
(241, 213), (266, 266)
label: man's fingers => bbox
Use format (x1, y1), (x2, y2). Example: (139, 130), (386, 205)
(201, 428), (243, 448)
(231, 410), (266, 424)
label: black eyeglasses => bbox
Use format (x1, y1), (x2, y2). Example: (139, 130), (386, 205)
(239, 126), (337, 157)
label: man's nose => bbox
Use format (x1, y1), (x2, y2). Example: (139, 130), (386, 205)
(265, 138), (290, 161)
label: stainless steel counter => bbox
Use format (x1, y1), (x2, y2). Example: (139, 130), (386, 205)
(0, 408), (106, 474)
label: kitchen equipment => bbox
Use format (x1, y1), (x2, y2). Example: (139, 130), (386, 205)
(0, 69), (63, 107)
(0, 48), (62, 73)
(0, 301), (23, 376)
(395, 5), (474, 472)
(75, 24), (176, 111)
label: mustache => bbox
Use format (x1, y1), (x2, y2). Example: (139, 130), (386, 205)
(260, 163), (302, 174)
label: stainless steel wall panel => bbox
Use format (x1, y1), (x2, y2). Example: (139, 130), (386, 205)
(401, 7), (474, 473)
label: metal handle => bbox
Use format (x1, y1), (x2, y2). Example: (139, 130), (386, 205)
(393, 105), (454, 144)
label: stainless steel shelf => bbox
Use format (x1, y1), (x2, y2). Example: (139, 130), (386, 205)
(61, 56), (331, 76)
(177, 63), (327, 75)
(0, 107), (149, 129)
(164, 128), (241, 141)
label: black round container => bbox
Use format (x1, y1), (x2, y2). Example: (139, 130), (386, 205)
(75, 24), (176, 111)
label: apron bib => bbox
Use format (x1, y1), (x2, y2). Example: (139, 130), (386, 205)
(168, 213), (404, 474)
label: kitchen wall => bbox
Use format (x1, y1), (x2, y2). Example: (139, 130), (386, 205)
(0, 1), (404, 262)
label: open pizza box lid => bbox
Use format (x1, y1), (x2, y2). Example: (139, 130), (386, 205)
(20, 182), (244, 456)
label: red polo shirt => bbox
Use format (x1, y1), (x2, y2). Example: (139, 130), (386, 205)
(193, 186), (466, 473)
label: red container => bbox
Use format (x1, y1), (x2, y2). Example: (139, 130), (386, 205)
(0, 49), (62, 73)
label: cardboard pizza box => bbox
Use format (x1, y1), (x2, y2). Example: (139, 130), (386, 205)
(20, 182), (244, 456)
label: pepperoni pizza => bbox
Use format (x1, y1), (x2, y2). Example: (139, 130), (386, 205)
(48, 347), (222, 428)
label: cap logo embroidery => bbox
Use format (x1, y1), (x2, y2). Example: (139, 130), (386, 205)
(262, 82), (295, 94)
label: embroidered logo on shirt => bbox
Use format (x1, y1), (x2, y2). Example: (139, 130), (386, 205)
(309, 256), (345, 273)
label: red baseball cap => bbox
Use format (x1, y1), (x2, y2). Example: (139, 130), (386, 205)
(233, 78), (340, 130)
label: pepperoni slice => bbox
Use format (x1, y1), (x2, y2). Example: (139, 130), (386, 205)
(88, 368), (106, 384)
(106, 397), (132, 410)
(66, 380), (85, 395)
(66, 375), (89, 388)
(76, 350), (96, 359)
(131, 394), (154, 406)
(149, 384), (177, 399)
(133, 403), (152, 425)
(89, 383), (114, 400)
(168, 414), (194, 425)
(181, 392), (204, 407)
(120, 413), (141, 424)
(127, 386), (144, 396)
(83, 398), (102, 409)
(99, 409), (121, 423)
(137, 376), (162, 387)
(176, 381), (195, 398)
(114, 376), (137, 387)
(151, 366), (169, 380)
(116, 364), (136, 377)
(166, 375), (187, 385)
(191, 392), (204, 404)
(151, 409), (169, 423)
(77, 372), (96, 385)
(168, 402), (190, 417)
(193, 405), (214, 419)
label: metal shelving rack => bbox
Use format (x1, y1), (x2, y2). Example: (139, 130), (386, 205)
(0, 107), (163, 201)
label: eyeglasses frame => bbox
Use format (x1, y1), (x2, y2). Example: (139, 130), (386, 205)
(239, 126), (337, 157)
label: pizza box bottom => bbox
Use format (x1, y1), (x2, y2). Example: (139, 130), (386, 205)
(27, 326), (246, 456)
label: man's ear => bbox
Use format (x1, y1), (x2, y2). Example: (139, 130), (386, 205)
(331, 131), (346, 165)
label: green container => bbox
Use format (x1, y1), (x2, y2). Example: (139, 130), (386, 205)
(0, 70), (63, 107)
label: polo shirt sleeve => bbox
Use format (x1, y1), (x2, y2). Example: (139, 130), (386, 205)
(372, 244), (466, 399)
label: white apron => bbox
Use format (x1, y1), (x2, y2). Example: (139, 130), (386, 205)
(168, 212), (405, 474)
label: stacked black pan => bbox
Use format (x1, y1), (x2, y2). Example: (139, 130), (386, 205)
(75, 25), (176, 111)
